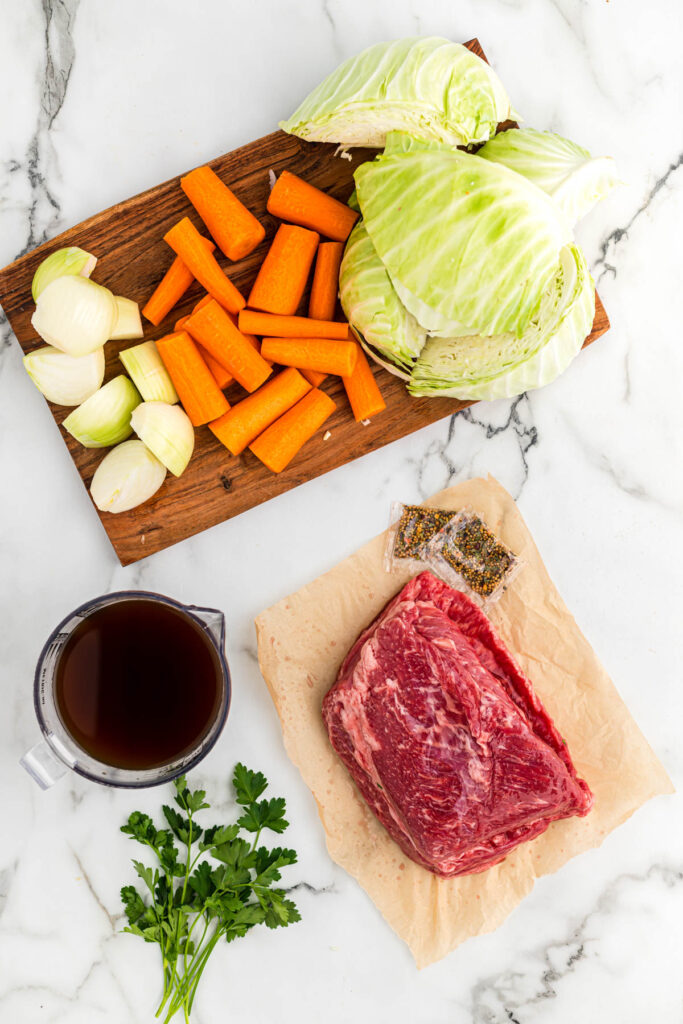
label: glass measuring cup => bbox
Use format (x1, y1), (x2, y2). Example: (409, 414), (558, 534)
(21, 590), (231, 790)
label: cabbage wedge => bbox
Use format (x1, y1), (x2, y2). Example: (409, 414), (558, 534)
(280, 37), (513, 148)
(478, 128), (619, 226)
(339, 221), (425, 371)
(356, 147), (572, 338)
(408, 244), (595, 400)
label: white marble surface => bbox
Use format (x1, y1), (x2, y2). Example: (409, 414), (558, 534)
(1, 1), (682, 1021)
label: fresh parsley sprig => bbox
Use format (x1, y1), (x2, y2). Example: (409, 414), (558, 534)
(120, 765), (300, 1023)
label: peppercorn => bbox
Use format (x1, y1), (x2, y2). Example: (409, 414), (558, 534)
(439, 513), (515, 597)
(393, 504), (455, 560)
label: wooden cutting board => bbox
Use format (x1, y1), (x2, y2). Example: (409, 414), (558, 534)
(0, 39), (609, 566)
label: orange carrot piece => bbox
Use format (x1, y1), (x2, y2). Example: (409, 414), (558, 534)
(185, 299), (271, 393)
(193, 293), (263, 354)
(300, 369), (327, 387)
(261, 337), (357, 377)
(164, 218), (246, 315)
(238, 309), (349, 339)
(197, 344), (233, 390)
(267, 170), (358, 242)
(179, 298), (234, 383)
(195, 299), (264, 362)
(173, 296), (214, 332)
(181, 165), (265, 261)
(209, 368), (311, 456)
(249, 388), (336, 473)
(197, 295), (263, 351)
(173, 307), (235, 385)
(342, 344), (386, 421)
(142, 237), (215, 326)
(309, 241), (344, 321)
(248, 224), (319, 316)
(156, 331), (229, 426)
(220, 305), (260, 350)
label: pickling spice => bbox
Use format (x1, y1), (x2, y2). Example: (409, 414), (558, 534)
(392, 504), (455, 560)
(425, 508), (521, 601)
(441, 517), (513, 595)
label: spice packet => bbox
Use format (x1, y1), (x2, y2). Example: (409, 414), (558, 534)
(424, 507), (522, 603)
(384, 501), (456, 573)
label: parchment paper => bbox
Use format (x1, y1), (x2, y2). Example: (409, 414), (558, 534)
(255, 477), (673, 967)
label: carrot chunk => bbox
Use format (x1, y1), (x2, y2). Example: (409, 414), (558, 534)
(300, 369), (327, 387)
(260, 337), (357, 377)
(342, 344), (386, 421)
(164, 217), (245, 315)
(248, 225), (319, 315)
(142, 236), (215, 326)
(238, 310), (349, 340)
(309, 241), (344, 321)
(197, 345), (233, 390)
(156, 331), (230, 426)
(191, 298), (264, 372)
(267, 171), (358, 241)
(185, 299), (271, 393)
(249, 388), (336, 473)
(192, 294), (213, 314)
(209, 368), (311, 455)
(181, 165), (265, 261)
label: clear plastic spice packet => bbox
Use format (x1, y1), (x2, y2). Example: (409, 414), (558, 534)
(384, 501), (456, 573)
(424, 507), (522, 603)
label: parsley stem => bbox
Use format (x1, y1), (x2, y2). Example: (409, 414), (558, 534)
(169, 807), (194, 1006)
(182, 902), (208, 994)
(164, 915), (210, 1020)
(188, 849), (203, 873)
(185, 928), (223, 1015)
(181, 813), (194, 905)
(164, 922), (220, 1023)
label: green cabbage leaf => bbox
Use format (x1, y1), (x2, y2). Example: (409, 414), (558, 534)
(280, 37), (512, 148)
(478, 128), (619, 225)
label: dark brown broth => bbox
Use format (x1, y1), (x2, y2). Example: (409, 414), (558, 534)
(54, 599), (223, 770)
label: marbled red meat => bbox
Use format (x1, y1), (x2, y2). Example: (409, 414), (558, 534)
(322, 572), (592, 878)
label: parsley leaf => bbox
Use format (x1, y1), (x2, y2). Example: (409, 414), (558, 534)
(133, 859), (157, 894)
(263, 893), (302, 929)
(199, 824), (240, 851)
(188, 860), (214, 902)
(232, 763), (268, 805)
(237, 797), (289, 834)
(173, 775), (210, 815)
(120, 884), (146, 926)
(162, 805), (199, 846)
(120, 766), (301, 1022)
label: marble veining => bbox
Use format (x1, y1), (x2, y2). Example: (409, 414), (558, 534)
(19, 0), (80, 256)
(594, 149), (683, 286)
(469, 862), (683, 1023)
(0, 0), (681, 1021)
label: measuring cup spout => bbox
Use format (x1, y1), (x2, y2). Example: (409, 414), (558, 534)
(187, 606), (226, 650)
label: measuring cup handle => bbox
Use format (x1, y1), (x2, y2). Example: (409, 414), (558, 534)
(20, 739), (69, 789)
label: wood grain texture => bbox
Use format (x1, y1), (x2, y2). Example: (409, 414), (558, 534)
(0, 39), (610, 566)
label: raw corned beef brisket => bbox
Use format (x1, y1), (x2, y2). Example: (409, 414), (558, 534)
(322, 572), (592, 877)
